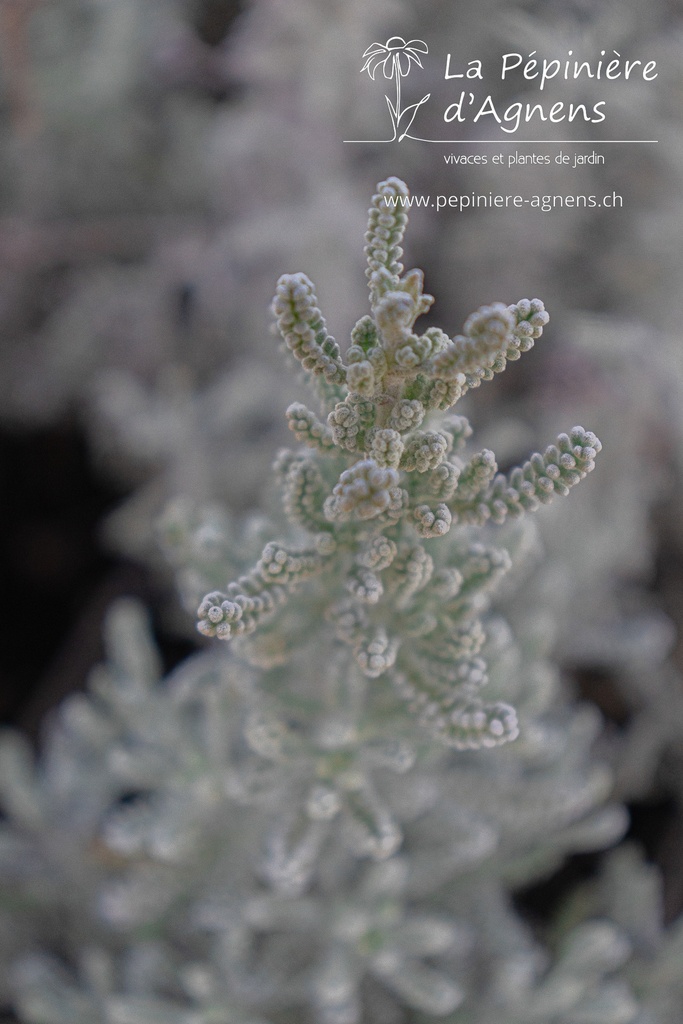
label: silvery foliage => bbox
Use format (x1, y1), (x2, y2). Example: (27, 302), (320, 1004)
(2, 595), (678, 1024)
(194, 177), (602, 751)
(7, 176), (681, 1024)
(0, 3), (679, 897)
(78, 0), (683, 651)
(5, 0), (681, 587)
(0, 0), (679, 1009)
(89, 358), (292, 566)
(0, 180), (638, 1019)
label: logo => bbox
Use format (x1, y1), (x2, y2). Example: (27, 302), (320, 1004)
(359, 37), (430, 142)
(347, 37), (658, 143)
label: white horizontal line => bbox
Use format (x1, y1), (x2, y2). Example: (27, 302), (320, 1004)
(344, 139), (658, 144)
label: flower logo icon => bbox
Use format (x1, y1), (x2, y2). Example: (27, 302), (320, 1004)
(361, 37), (430, 141)
(361, 36), (428, 79)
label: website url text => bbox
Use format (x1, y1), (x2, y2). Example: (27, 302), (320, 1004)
(383, 192), (623, 212)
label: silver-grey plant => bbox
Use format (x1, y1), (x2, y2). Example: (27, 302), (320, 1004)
(196, 176), (600, 753)
(7, 176), (682, 1024)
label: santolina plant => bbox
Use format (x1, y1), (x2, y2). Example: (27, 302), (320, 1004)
(197, 175), (601, 753)
(7, 177), (663, 1024)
